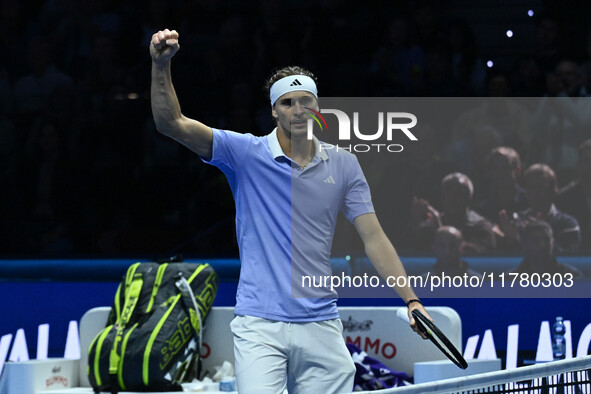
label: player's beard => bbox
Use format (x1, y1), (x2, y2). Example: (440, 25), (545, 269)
(279, 117), (309, 141)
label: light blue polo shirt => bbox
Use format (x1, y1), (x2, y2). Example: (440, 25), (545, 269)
(202, 127), (374, 322)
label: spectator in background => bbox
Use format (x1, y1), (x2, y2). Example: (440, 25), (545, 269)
(557, 139), (591, 251)
(476, 147), (528, 252)
(533, 13), (563, 75)
(0, 66), (16, 177)
(532, 59), (591, 172)
(19, 121), (80, 255)
(217, 15), (254, 85)
(511, 56), (545, 96)
(423, 226), (482, 278)
(0, 65), (19, 253)
(581, 26), (591, 91)
(408, 172), (495, 254)
(487, 69), (511, 97)
(549, 59), (589, 97)
(80, 33), (125, 101)
(356, 122), (452, 253)
(411, 1), (444, 50)
(417, 45), (461, 96)
(368, 15), (426, 96)
(448, 19), (486, 95)
(0, 0), (28, 78)
(439, 173), (496, 254)
(446, 124), (503, 182)
(510, 221), (582, 278)
(449, 70), (533, 171)
(477, 147), (527, 222)
(500, 164), (580, 253)
(406, 195), (442, 251)
(13, 36), (73, 118)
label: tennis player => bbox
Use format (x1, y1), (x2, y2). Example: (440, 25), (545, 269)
(150, 28), (431, 394)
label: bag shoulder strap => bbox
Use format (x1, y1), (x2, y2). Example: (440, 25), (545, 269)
(109, 264), (144, 386)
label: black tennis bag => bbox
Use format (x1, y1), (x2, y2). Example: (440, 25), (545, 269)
(88, 261), (218, 392)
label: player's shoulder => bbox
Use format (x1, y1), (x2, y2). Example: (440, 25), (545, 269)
(214, 128), (258, 140)
(213, 128), (269, 148)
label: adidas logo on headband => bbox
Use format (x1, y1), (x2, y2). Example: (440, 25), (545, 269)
(270, 75), (318, 105)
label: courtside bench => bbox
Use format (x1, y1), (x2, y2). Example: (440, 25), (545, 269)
(1, 306), (467, 393)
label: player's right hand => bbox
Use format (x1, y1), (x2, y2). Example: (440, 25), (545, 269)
(408, 303), (431, 340)
(150, 29), (180, 65)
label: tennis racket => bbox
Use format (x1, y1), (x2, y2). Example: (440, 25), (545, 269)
(412, 309), (468, 370)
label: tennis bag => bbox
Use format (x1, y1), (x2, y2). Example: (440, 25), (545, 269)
(88, 261), (218, 392)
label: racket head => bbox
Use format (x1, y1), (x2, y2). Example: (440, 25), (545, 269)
(412, 309), (468, 370)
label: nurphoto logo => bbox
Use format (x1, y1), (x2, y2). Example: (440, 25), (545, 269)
(305, 108), (418, 153)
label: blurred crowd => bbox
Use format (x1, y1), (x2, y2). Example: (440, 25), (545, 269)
(1, 0), (591, 259)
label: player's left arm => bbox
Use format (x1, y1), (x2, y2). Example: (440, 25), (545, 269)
(353, 212), (431, 337)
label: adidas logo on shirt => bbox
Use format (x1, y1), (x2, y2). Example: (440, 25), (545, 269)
(323, 175), (336, 184)
(290, 79), (303, 86)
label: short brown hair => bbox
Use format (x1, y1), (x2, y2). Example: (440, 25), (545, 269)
(264, 66), (318, 103)
(488, 146), (521, 170)
(524, 163), (557, 189)
(521, 220), (553, 241)
(441, 172), (474, 200)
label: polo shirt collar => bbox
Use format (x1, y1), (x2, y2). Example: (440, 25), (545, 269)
(267, 128), (328, 161)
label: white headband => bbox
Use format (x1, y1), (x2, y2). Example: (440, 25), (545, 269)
(270, 75), (318, 106)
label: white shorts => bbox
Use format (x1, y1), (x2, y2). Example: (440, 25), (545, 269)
(230, 315), (355, 394)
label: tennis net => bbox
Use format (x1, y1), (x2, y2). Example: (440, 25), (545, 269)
(355, 355), (591, 393)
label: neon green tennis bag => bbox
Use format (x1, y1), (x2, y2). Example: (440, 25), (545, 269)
(88, 261), (218, 392)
